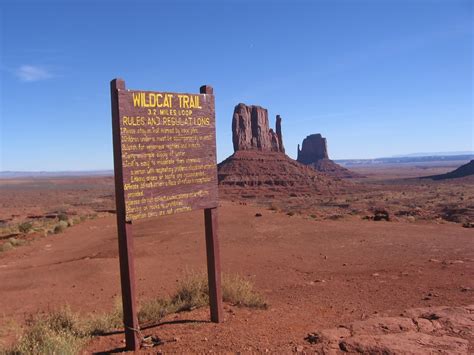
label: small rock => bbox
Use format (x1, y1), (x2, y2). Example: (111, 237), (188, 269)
(304, 333), (321, 344)
(295, 345), (304, 352)
(373, 208), (390, 221)
(462, 222), (474, 228)
(420, 313), (440, 320)
(255, 213), (262, 217)
(429, 258), (441, 263)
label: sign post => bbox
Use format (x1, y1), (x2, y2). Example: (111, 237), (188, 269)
(110, 79), (222, 351)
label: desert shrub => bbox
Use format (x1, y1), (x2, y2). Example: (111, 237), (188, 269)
(171, 272), (209, 312)
(57, 213), (68, 222)
(138, 298), (173, 324)
(222, 274), (267, 309)
(8, 238), (24, 247)
(53, 221), (69, 234)
(138, 272), (267, 324)
(83, 298), (123, 336)
(3, 274), (267, 353)
(4, 307), (87, 355)
(287, 211), (295, 216)
(137, 273), (208, 324)
(0, 242), (13, 252)
(53, 225), (65, 234)
(18, 222), (32, 234)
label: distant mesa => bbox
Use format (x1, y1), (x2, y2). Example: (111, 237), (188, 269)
(423, 160), (474, 180)
(218, 103), (348, 195)
(232, 103), (284, 153)
(297, 134), (361, 178)
(297, 133), (329, 163)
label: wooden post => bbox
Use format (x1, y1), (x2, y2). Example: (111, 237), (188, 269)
(199, 85), (224, 323)
(201, 81), (223, 323)
(204, 207), (223, 322)
(110, 78), (140, 351)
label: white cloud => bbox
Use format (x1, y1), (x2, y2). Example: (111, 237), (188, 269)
(16, 65), (52, 82)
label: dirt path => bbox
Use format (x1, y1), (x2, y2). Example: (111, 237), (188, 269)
(1, 201), (472, 352)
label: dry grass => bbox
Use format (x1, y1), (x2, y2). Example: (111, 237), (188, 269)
(82, 298), (123, 336)
(0, 238), (26, 254)
(137, 272), (209, 324)
(1, 274), (266, 354)
(1, 307), (88, 355)
(222, 274), (267, 309)
(138, 272), (267, 325)
(0, 302), (124, 355)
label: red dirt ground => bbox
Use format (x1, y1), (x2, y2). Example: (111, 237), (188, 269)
(0, 198), (473, 353)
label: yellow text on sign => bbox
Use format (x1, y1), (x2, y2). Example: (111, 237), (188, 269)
(132, 93), (202, 109)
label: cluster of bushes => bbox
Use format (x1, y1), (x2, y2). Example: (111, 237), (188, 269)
(0, 237), (26, 253)
(0, 213), (96, 253)
(1, 273), (267, 354)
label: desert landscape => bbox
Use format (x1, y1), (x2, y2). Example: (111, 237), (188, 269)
(1, 103), (473, 354)
(2, 1), (472, 353)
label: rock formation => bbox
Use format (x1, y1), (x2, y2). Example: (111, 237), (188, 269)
(275, 115), (284, 153)
(308, 304), (473, 354)
(219, 103), (348, 197)
(232, 104), (284, 153)
(218, 150), (340, 192)
(297, 134), (328, 163)
(423, 160), (474, 180)
(297, 134), (361, 178)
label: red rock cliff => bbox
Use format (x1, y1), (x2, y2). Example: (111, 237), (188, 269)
(232, 103), (284, 153)
(297, 134), (329, 164)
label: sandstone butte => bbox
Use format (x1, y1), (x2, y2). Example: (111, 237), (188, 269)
(231, 103), (284, 153)
(297, 133), (361, 179)
(218, 103), (353, 196)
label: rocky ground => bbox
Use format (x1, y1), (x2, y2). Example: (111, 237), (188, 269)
(0, 193), (473, 352)
(309, 304), (473, 354)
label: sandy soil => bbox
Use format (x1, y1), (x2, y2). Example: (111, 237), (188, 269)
(0, 199), (472, 353)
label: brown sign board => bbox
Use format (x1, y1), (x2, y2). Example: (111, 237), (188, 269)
(111, 79), (223, 351)
(115, 88), (218, 221)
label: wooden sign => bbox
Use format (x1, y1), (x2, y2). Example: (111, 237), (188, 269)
(117, 88), (218, 221)
(111, 79), (222, 351)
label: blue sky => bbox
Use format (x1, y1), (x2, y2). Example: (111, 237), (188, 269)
(1, 0), (472, 171)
